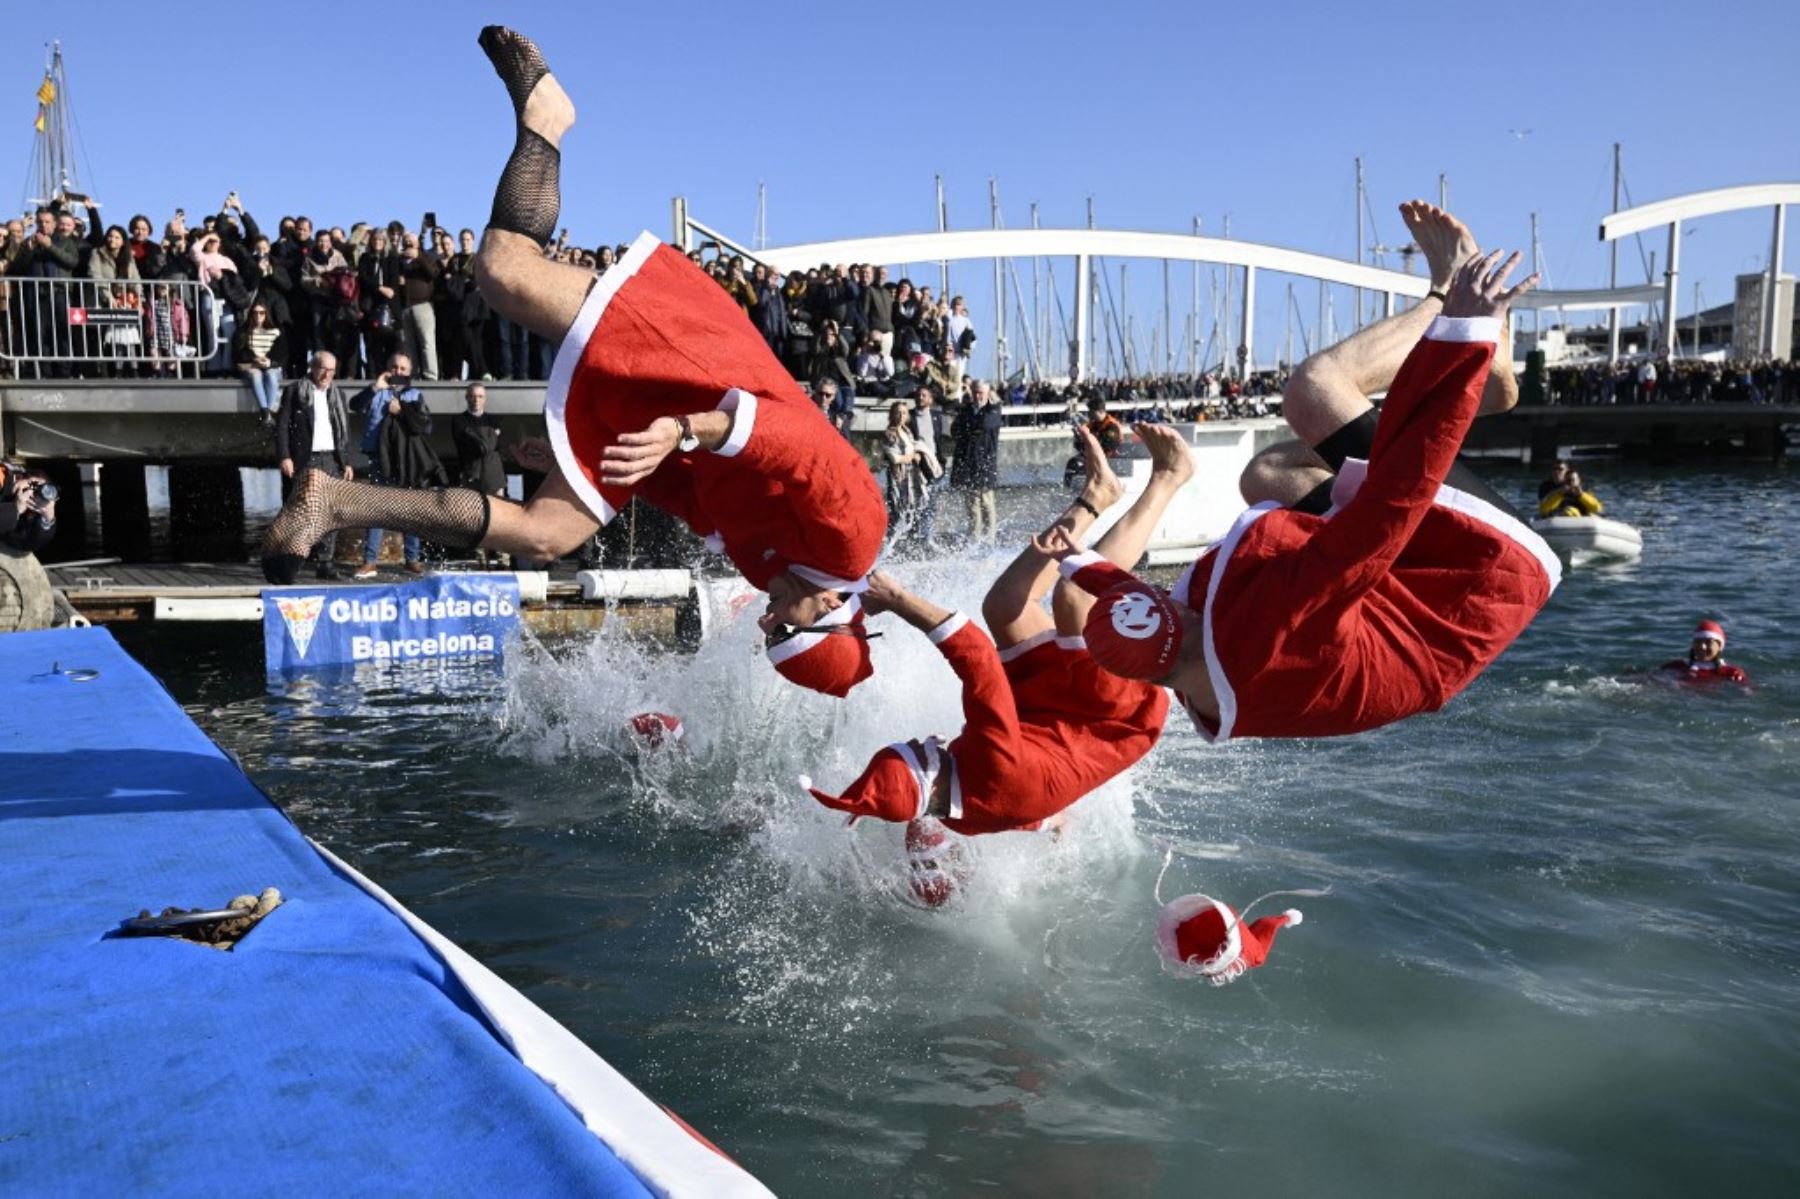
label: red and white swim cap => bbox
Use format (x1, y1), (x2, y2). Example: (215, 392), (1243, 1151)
(1083, 582), (1183, 680)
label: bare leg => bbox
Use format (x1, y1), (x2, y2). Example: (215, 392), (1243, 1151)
(1249, 200), (1514, 503)
(1239, 438), (1332, 508)
(1053, 425), (1194, 636)
(982, 428), (1122, 648)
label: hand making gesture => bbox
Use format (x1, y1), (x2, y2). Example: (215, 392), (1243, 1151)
(1030, 523), (1088, 562)
(1442, 249), (1539, 321)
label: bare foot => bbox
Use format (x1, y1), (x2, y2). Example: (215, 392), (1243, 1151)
(479, 26), (576, 144)
(1400, 200), (1481, 292)
(1075, 426), (1126, 510)
(1134, 423), (1196, 487)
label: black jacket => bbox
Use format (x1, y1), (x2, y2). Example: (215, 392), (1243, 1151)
(950, 400), (1002, 490)
(274, 378), (352, 471)
(452, 411), (507, 494)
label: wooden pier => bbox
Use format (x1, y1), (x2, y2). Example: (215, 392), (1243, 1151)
(45, 560), (699, 639)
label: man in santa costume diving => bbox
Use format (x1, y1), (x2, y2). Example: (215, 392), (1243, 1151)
(1039, 229), (1559, 741)
(800, 424), (1190, 880)
(261, 26), (885, 696)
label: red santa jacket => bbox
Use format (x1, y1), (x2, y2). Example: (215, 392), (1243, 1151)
(1075, 317), (1561, 741)
(805, 614), (1167, 835)
(548, 233), (886, 592)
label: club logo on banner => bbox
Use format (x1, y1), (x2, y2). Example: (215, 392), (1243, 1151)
(263, 574), (522, 672)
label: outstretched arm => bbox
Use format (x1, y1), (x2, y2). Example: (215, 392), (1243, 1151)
(1294, 251), (1538, 606)
(864, 571), (1023, 765)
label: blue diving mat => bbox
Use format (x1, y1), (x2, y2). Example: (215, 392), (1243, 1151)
(0, 629), (747, 1198)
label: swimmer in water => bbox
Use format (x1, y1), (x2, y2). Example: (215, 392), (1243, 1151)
(1040, 220), (1559, 743)
(263, 26), (886, 698)
(1658, 620), (1749, 685)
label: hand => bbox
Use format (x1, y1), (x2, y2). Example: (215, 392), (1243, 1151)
(1442, 249), (1539, 320)
(279, 458), (295, 479)
(1030, 524), (1086, 562)
(386, 399), (402, 415)
(375, 372), (391, 390)
(256, 356), (270, 368)
(600, 416), (681, 487)
(860, 569), (909, 616)
(343, 465), (355, 482)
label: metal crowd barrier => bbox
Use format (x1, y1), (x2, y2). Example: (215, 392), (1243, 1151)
(0, 277), (220, 376)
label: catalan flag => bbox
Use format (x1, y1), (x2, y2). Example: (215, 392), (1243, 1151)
(36, 74), (55, 106)
(34, 107), (44, 132)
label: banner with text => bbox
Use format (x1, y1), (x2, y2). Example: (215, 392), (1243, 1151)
(263, 574), (522, 672)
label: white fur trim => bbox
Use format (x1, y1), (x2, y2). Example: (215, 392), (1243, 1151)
(996, 626), (1056, 663)
(797, 774), (813, 792)
(764, 594), (861, 666)
(1056, 549), (1106, 580)
(713, 388), (757, 458)
(1155, 894), (1243, 978)
(947, 759), (963, 822)
(1424, 315), (1501, 344)
(1055, 635), (1086, 652)
(788, 564), (871, 594)
(543, 229), (658, 526)
(1195, 503), (1279, 742)
(1330, 458), (1562, 593)
(928, 611), (971, 646)
(1283, 908), (1303, 926)
(891, 740), (932, 821)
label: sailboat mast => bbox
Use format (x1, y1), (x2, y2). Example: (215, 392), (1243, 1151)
(1607, 142), (1622, 363)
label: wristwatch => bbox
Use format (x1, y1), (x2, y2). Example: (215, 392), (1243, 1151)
(675, 415), (700, 453)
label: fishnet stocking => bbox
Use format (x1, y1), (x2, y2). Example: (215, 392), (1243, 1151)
(261, 470), (491, 584)
(480, 25), (560, 247)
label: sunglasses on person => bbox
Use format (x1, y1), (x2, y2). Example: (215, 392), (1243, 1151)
(763, 593), (884, 649)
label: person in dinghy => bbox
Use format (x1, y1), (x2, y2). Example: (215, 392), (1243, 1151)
(1038, 232), (1560, 742)
(260, 26), (886, 697)
(800, 424), (1192, 905)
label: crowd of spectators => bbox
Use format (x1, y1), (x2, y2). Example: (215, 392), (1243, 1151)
(1542, 357), (1800, 406)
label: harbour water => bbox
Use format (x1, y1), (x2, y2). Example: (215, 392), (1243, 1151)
(113, 463), (1797, 1196)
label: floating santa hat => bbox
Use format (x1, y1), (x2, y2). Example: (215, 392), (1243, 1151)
(1692, 619), (1726, 646)
(768, 594), (875, 697)
(626, 712), (684, 749)
(1155, 894), (1304, 985)
(1082, 581), (1184, 680)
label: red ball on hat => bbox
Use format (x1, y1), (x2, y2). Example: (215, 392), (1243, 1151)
(1082, 582), (1184, 680)
(1693, 619), (1726, 646)
(1155, 894), (1304, 985)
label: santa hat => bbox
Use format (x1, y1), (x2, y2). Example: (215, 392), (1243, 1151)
(1082, 581), (1184, 680)
(626, 712), (684, 749)
(1155, 894), (1305, 986)
(768, 594), (875, 698)
(800, 746), (922, 825)
(1692, 619), (1725, 646)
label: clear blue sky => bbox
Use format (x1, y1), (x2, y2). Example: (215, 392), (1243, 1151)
(10, 0), (1796, 375)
